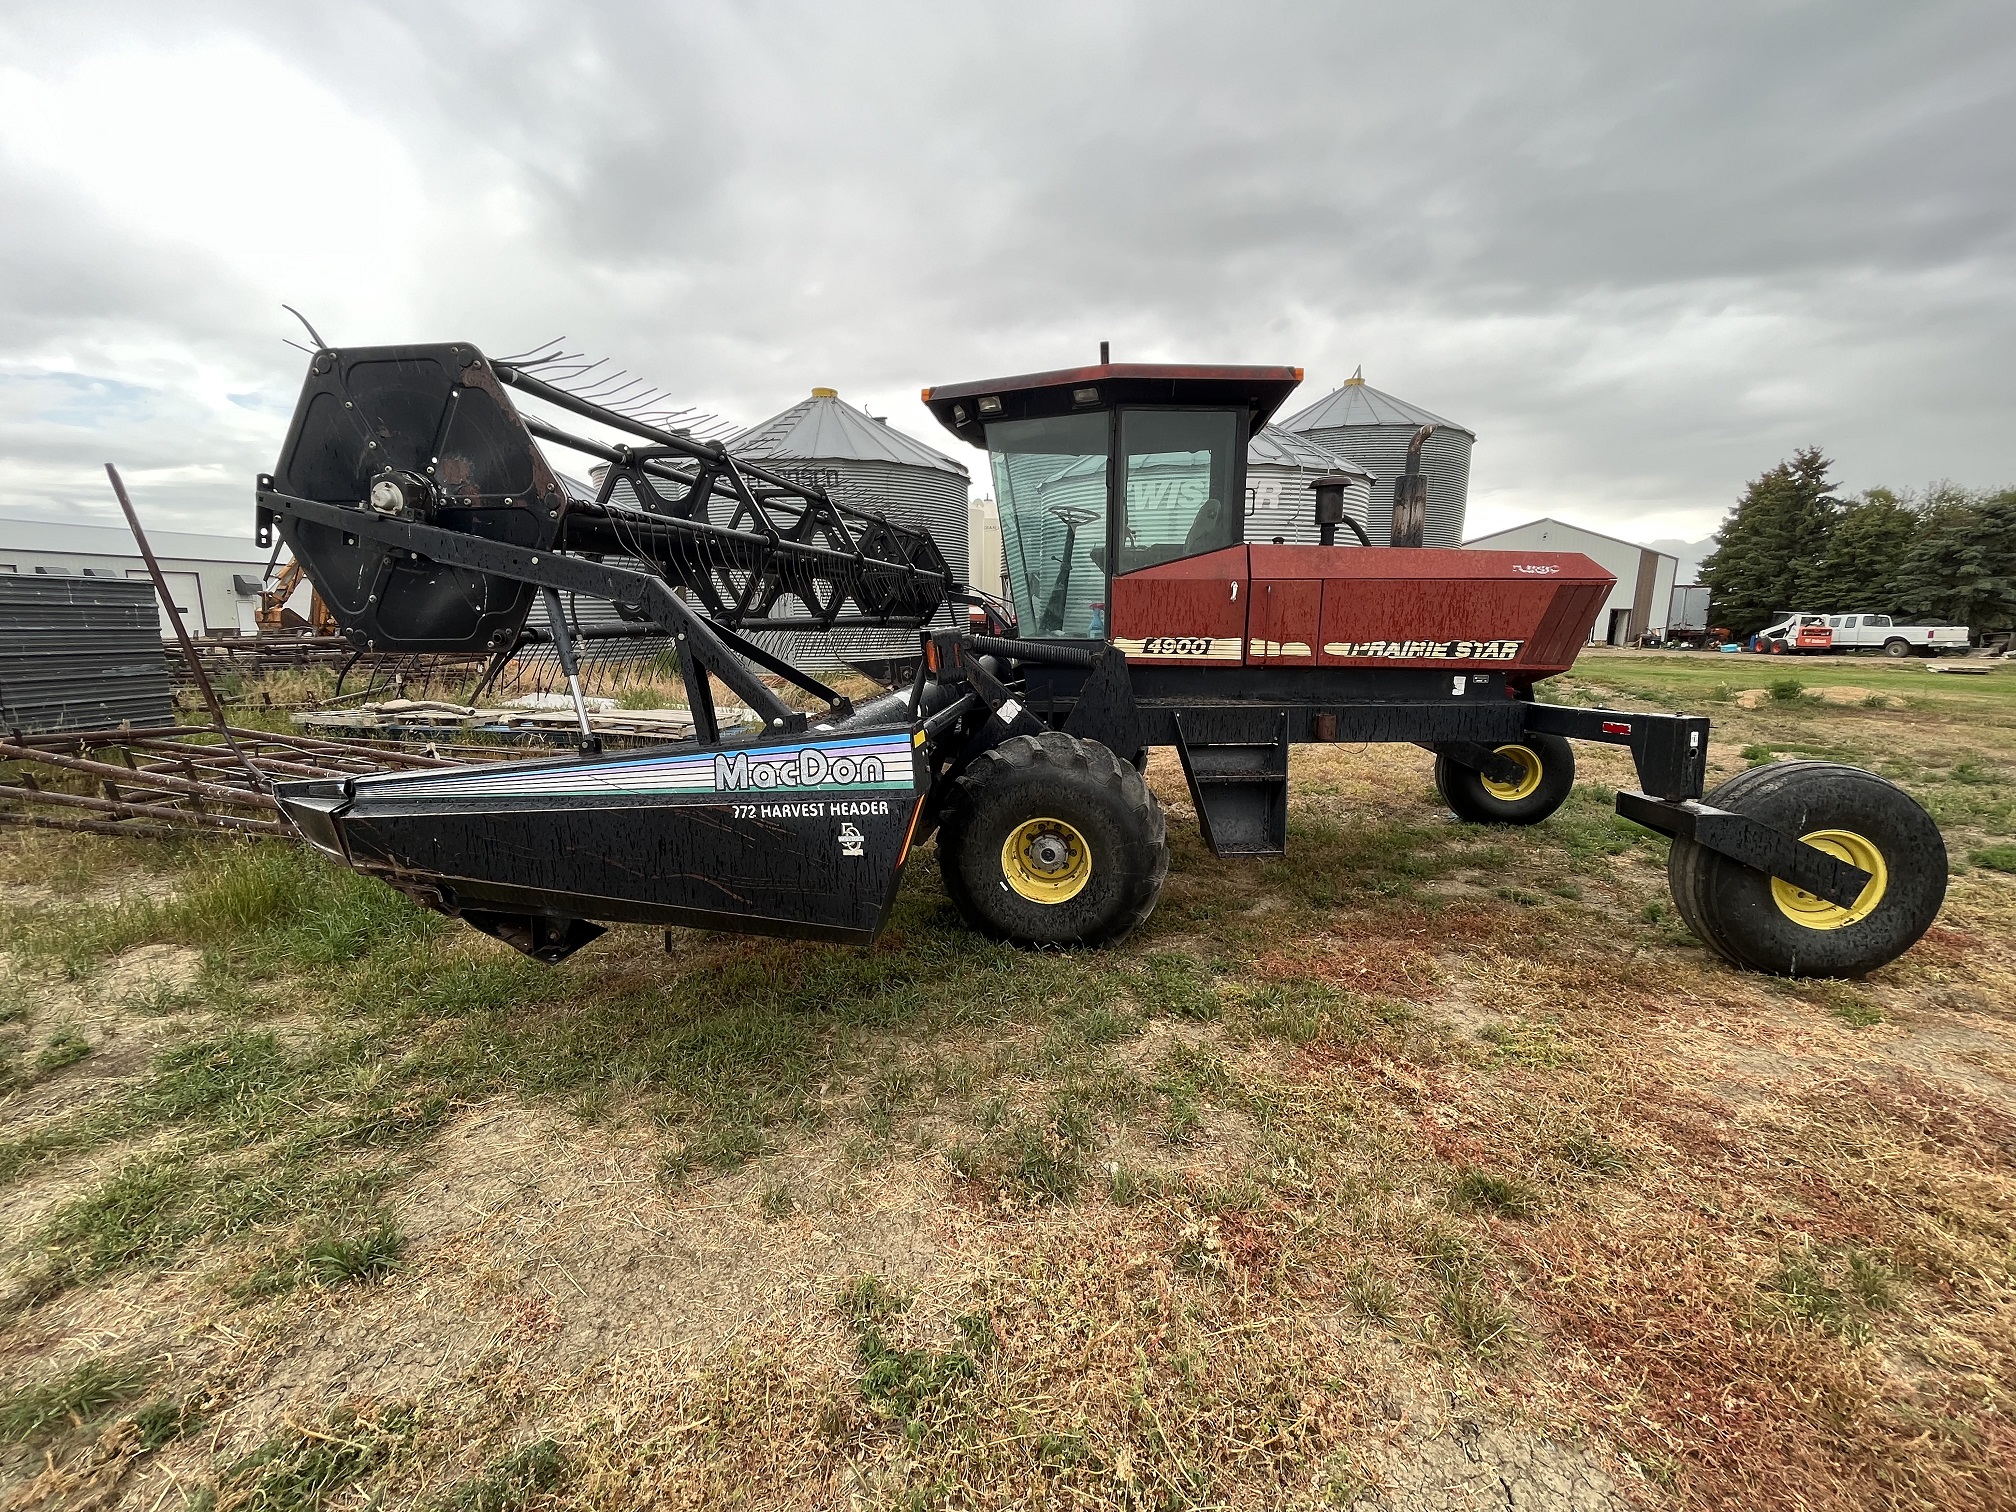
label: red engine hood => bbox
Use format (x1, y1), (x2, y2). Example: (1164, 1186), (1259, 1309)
(1108, 546), (1615, 680)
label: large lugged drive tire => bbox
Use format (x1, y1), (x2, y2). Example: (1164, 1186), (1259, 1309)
(1667, 761), (1946, 978)
(1435, 732), (1576, 825)
(938, 733), (1168, 947)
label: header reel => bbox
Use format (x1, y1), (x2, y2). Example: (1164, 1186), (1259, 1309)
(255, 342), (956, 735)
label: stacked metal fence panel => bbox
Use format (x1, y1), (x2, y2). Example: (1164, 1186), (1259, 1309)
(0, 576), (175, 733)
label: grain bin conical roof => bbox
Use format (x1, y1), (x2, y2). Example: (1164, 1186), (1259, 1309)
(1247, 424), (1376, 478)
(1277, 370), (1473, 438)
(730, 388), (968, 475)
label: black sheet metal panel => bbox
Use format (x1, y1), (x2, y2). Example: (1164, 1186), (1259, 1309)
(0, 576), (174, 734)
(269, 342), (568, 653)
(276, 721), (930, 945)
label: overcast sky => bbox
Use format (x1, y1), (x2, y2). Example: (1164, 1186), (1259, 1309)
(2, 1), (2012, 547)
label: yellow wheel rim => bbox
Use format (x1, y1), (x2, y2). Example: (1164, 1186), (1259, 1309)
(1481, 745), (1544, 802)
(1001, 817), (1092, 904)
(1771, 828), (1888, 930)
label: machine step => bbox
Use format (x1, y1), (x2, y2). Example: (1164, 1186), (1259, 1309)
(1172, 712), (1290, 857)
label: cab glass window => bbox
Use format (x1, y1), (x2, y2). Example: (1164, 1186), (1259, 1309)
(1117, 409), (1241, 573)
(987, 412), (1109, 639)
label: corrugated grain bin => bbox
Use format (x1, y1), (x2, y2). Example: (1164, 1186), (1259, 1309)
(728, 389), (969, 677)
(1278, 370), (1473, 549)
(1245, 426), (1375, 545)
(0, 576), (175, 733)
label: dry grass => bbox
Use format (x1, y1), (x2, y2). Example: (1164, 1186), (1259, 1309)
(0, 651), (2010, 1510)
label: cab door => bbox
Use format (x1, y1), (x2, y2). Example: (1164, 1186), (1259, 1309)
(1104, 406), (1248, 665)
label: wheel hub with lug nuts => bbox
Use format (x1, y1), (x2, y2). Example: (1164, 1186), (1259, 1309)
(1001, 817), (1092, 904)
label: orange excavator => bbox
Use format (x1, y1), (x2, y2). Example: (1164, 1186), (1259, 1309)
(254, 559), (338, 635)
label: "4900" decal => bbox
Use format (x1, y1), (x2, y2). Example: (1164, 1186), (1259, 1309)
(1114, 636), (1242, 660)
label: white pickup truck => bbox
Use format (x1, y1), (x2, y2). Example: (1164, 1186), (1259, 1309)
(1758, 612), (1971, 657)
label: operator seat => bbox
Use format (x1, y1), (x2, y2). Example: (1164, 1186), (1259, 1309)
(1183, 495), (1233, 555)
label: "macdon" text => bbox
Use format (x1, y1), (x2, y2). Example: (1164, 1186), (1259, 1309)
(713, 748), (887, 791)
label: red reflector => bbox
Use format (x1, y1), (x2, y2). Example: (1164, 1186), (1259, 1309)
(1601, 721), (1632, 735)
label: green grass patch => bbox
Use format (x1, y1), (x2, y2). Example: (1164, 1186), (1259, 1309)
(1558, 1129), (1630, 1177)
(241, 1215), (405, 1297)
(1449, 1169), (1541, 1220)
(32, 1026), (90, 1074)
(1134, 952), (1222, 1021)
(839, 1273), (912, 1326)
(1971, 844), (2016, 874)
(1763, 1254), (1872, 1344)
(1436, 1273), (1519, 1359)
(1342, 1263), (1399, 1323)
(131, 1394), (196, 1451)
(1262, 814), (1459, 905)
(213, 1401), (419, 1510)
(0, 1354), (156, 1443)
(434, 1437), (568, 1512)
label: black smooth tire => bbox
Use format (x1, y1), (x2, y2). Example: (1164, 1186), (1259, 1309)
(937, 732), (1168, 947)
(1882, 638), (1912, 659)
(1435, 732), (1576, 825)
(1667, 761), (1946, 978)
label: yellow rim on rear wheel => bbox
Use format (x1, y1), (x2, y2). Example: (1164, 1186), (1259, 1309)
(1481, 745), (1544, 802)
(1002, 817), (1092, 904)
(1771, 828), (1887, 930)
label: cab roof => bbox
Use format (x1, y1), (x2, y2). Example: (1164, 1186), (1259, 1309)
(921, 362), (1304, 450)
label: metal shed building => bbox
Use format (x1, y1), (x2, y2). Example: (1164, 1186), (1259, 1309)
(1462, 517), (1679, 644)
(1276, 371), (1473, 549)
(0, 518), (270, 637)
(727, 389), (970, 675)
(1244, 426), (1374, 545)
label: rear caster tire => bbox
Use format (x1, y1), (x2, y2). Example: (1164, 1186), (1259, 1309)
(1435, 733), (1575, 825)
(1667, 761), (1946, 978)
(938, 732), (1168, 946)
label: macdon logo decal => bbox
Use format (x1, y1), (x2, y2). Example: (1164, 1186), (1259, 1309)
(1114, 635), (1241, 660)
(713, 747), (887, 791)
(1511, 564), (1560, 575)
(1323, 639), (1525, 661)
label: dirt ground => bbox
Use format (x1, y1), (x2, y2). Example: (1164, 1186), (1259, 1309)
(0, 652), (2010, 1511)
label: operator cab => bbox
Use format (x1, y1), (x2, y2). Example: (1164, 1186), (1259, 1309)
(922, 362), (1305, 641)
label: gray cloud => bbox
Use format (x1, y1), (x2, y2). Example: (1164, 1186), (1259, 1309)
(2, 0), (2012, 542)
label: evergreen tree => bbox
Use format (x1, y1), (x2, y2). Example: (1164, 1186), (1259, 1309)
(1805, 488), (1917, 613)
(1699, 448), (1842, 636)
(1895, 486), (2016, 631)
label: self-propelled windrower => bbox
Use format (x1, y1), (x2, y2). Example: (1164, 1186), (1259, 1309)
(259, 344), (1946, 978)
